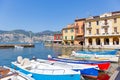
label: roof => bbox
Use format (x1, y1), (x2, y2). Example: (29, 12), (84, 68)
(75, 18), (86, 22)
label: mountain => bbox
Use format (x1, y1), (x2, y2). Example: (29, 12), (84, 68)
(0, 29), (60, 42)
(0, 30), (8, 34)
(36, 30), (60, 36)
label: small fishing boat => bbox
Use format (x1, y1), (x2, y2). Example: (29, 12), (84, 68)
(0, 66), (34, 80)
(37, 58), (99, 79)
(14, 45), (24, 49)
(11, 56), (81, 80)
(48, 55), (110, 71)
(71, 50), (119, 62)
(77, 49), (118, 55)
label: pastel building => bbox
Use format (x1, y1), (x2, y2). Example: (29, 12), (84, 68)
(62, 18), (85, 45)
(53, 33), (62, 44)
(62, 24), (76, 45)
(84, 11), (120, 48)
(74, 18), (85, 45)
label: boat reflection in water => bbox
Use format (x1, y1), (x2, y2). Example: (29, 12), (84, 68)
(97, 72), (110, 80)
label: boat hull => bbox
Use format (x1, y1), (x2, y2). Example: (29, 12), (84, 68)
(49, 57), (110, 71)
(48, 58), (98, 78)
(73, 68), (98, 78)
(73, 50), (119, 62)
(11, 63), (81, 80)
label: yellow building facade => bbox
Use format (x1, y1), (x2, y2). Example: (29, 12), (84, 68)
(62, 24), (76, 45)
(85, 11), (120, 48)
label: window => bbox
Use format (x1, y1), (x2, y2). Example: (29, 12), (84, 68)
(76, 29), (78, 33)
(104, 19), (108, 25)
(76, 23), (79, 27)
(65, 36), (67, 40)
(96, 21), (99, 25)
(96, 29), (99, 34)
(89, 22), (91, 27)
(56, 36), (58, 40)
(71, 29), (74, 32)
(89, 30), (91, 35)
(104, 28), (108, 33)
(105, 15), (107, 17)
(71, 36), (74, 40)
(65, 30), (68, 33)
(114, 27), (117, 32)
(81, 26), (84, 33)
(114, 18), (117, 23)
(60, 36), (62, 40)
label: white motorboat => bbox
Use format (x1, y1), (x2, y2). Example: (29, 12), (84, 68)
(11, 56), (81, 80)
(14, 45), (24, 49)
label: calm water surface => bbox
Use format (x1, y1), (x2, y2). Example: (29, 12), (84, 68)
(0, 43), (81, 66)
(0, 43), (53, 66)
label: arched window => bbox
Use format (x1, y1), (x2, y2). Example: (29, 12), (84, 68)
(88, 38), (92, 45)
(96, 38), (100, 45)
(113, 37), (119, 45)
(104, 38), (109, 45)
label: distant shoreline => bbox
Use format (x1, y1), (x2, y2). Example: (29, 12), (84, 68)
(0, 44), (34, 48)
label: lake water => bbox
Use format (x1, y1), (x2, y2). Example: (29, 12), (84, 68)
(0, 42), (83, 66)
(0, 42), (119, 80)
(0, 43), (53, 66)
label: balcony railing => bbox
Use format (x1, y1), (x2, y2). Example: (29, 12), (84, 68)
(112, 32), (119, 34)
(76, 33), (84, 36)
(101, 23), (109, 28)
(75, 36), (84, 40)
(102, 25), (109, 28)
(85, 32), (120, 37)
(102, 33), (109, 35)
(86, 26), (92, 29)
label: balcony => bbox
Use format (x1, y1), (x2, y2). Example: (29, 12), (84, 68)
(86, 26), (92, 29)
(75, 36), (84, 41)
(112, 32), (119, 34)
(102, 25), (109, 28)
(76, 33), (84, 36)
(101, 23), (109, 28)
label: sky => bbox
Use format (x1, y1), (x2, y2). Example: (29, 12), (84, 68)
(0, 0), (120, 32)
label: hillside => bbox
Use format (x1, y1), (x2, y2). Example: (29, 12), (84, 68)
(0, 29), (60, 42)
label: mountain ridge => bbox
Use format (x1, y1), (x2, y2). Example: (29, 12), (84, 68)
(0, 29), (60, 36)
(0, 29), (61, 42)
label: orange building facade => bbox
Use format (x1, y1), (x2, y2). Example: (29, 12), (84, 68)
(74, 18), (85, 45)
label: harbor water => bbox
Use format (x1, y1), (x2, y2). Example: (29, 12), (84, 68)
(0, 42), (119, 80)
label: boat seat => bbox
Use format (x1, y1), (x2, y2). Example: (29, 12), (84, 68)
(17, 56), (23, 64)
(43, 69), (53, 74)
(53, 69), (65, 74)
(21, 58), (31, 67)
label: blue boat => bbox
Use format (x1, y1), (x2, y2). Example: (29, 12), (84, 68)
(72, 50), (119, 62)
(77, 49), (118, 55)
(11, 56), (81, 80)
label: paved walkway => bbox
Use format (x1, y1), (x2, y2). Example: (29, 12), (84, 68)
(115, 67), (120, 80)
(110, 67), (120, 80)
